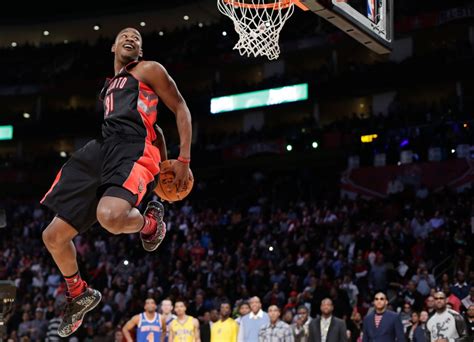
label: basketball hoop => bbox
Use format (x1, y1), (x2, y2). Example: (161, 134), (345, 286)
(217, 0), (305, 60)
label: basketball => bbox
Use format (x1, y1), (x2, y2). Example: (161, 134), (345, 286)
(154, 159), (194, 202)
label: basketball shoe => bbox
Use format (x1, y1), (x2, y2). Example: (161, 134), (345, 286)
(140, 201), (166, 252)
(58, 287), (102, 337)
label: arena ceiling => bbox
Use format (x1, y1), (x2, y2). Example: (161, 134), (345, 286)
(1, 0), (202, 24)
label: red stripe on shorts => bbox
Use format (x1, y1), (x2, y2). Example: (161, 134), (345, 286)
(40, 169), (63, 203)
(122, 142), (161, 206)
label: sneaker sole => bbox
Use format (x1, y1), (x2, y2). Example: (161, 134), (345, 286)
(141, 202), (166, 252)
(58, 291), (102, 337)
(142, 225), (167, 252)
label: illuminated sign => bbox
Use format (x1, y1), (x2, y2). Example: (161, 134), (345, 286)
(210, 83), (309, 114)
(361, 134), (378, 143)
(0, 125), (13, 141)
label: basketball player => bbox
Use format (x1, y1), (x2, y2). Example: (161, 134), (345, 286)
(40, 27), (192, 337)
(160, 299), (177, 342)
(123, 298), (164, 342)
(169, 301), (200, 342)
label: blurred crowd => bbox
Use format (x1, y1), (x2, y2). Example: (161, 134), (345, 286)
(1, 177), (473, 340)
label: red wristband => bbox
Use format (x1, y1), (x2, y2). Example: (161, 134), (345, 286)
(177, 156), (191, 164)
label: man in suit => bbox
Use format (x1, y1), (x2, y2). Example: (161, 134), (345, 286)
(362, 292), (405, 342)
(308, 298), (348, 342)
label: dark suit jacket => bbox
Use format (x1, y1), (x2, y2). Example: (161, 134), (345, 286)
(308, 316), (348, 342)
(200, 322), (210, 342)
(413, 324), (428, 342)
(362, 310), (405, 342)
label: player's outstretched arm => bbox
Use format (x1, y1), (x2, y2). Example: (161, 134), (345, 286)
(122, 314), (140, 342)
(139, 61), (192, 191)
(193, 318), (201, 342)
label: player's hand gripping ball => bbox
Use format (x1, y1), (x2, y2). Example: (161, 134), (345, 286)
(154, 159), (194, 202)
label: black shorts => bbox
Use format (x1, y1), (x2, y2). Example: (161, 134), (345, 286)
(41, 137), (161, 233)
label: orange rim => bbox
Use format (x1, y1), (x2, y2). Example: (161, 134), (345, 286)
(223, 0), (308, 10)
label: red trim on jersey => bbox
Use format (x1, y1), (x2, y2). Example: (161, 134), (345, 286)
(40, 169), (63, 203)
(122, 142), (161, 205)
(137, 81), (159, 143)
(124, 60), (140, 73)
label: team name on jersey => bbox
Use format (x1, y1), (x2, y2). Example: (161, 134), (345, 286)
(175, 329), (193, 336)
(106, 77), (128, 95)
(140, 325), (162, 332)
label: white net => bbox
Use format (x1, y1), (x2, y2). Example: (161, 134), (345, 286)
(217, 0), (295, 60)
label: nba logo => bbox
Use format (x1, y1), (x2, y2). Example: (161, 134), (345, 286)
(367, 0), (378, 23)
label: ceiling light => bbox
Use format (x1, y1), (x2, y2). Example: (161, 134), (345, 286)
(93, 25), (100, 31)
(11, 42), (17, 47)
(140, 21), (146, 27)
(43, 30), (50, 36)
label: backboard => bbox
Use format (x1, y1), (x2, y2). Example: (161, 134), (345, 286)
(216, 0), (393, 59)
(300, 0), (393, 54)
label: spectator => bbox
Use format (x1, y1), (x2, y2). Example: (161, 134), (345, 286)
(369, 255), (388, 293)
(238, 296), (269, 342)
(405, 311), (420, 342)
(443, 284), (462, 313)
(424, 296), (436, 318)
(347, 311), (363, 342)
(362, 292), (405, 342)
(413, 311), (429, 342)
(308, 298), (348, 342)
(235, 301), (250, 325)
(465, 304), (474, 338)
(258, 305), (294, 342)
(201, 311), (212, 342)
(282, 310), (294, 326)
(399, 303), (413, 332)
(340, 275), (360, 308)
(189, 292), (207, 321)
(45, 308), (62, 342)
(401, 281), (424, 312)
(461, 286), (474, 312)
(263, 283), (286, 308)
(201, 309), (219, 342)
(18, 312), (33, 339)
(46, 268), (61, 297)
(292, 305), (311, 342)
(426, 291), (468, 341)
(411, 266), (435, 297)
(30, 308), (48, 341)
(211, 302), (239, 342)
(451, 272), (470, 301)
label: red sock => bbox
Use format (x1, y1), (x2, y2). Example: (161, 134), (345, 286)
(64, 272), (87, 298)
(141, 215), (157, 236)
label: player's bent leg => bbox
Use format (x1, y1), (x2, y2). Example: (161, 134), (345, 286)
(96, 186), (166, 251)
(42, 217), (102, 337)
(96, 195), (144, 234)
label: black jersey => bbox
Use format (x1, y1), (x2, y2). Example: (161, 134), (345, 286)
(100, 60), (158, 143)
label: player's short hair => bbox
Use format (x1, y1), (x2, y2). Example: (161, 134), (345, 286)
(161, 298), (173, 305)
(239, 301), (250, 308)
(175, 300), (187, 307)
